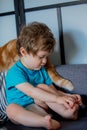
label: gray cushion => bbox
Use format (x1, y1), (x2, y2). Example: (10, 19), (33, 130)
(56, 64), (87, 94)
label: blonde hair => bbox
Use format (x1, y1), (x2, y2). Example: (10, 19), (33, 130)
(17, 22), (56, 56)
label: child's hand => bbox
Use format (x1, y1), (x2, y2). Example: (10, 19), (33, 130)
(56, 95), (76, 109)
(66, 94), (82, 105)
(70, 94), (82, 105)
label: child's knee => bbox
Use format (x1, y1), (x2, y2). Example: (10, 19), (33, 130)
(6, 104), (19, 118)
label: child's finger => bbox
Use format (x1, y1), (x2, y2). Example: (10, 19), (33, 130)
(65, 97), (75, 109)
(75, 95), (82, 105)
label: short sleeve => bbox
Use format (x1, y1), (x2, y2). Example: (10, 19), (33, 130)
(6, 67), (28, 89)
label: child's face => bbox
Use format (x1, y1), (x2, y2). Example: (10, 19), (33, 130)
(21, 48), (51, 70)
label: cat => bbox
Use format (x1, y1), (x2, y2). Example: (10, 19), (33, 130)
(0, 39), (74, 91)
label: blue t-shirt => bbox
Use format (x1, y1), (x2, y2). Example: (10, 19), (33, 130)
(6, 60), (52, 107)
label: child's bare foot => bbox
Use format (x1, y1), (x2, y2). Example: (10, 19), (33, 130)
(70, 104), (79, 120)
(44, 115), (60, 130)
(72, 107), (79, 120)
(63, 104), (79, 120)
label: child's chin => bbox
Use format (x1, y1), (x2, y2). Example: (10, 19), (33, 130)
(34, 66), (41, 70)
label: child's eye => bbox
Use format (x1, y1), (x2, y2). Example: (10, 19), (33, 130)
(36, 54), (48, 60)
(36, 55), (44, 59)
(38, 56), (44, 59)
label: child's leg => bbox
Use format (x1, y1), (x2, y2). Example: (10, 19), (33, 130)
(6, 104), (60, 129)
(46, 102), (79, 120)
(34, 98), (49, 110)
(26, 104), (49, 116)
(37, 84), (80, 119)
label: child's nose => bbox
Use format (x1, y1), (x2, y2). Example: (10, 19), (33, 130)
(42, 58), (47, 64)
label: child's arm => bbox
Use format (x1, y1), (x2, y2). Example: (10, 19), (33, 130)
(16, 82), (75, 109)
(37, 84), (58, 95)
(16, 82), (59, 103)
(37, 84), (82, 106)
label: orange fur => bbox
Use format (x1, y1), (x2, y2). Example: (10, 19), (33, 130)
(0, 39), (74, 90)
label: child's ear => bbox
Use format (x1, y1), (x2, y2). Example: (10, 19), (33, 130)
(20, 47), (27, 56)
